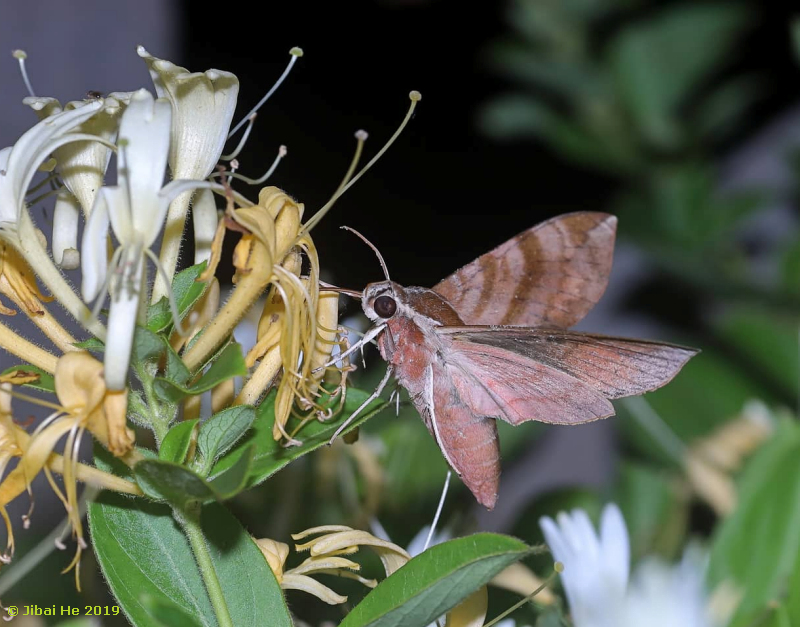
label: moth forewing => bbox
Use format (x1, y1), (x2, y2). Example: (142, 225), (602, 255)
(349, 212), (696, 509)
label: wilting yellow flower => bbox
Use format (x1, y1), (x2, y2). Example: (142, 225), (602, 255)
(0, 240), (52, 316)
(186, 187), (342, 444)
(257, 525), (410, 605)
(0, 356), (141, 578)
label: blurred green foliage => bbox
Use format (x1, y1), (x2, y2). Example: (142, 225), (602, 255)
(478, 1), (800, 624)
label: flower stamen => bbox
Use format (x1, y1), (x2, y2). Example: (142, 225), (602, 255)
(227, 47), (303, 139)
(12, 50), (36, 97)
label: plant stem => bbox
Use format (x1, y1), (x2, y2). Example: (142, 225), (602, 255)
(134, 361), (169, 443)
(177, 503), (234, 627)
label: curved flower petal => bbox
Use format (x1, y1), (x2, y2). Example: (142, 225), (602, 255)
(52, 191), (81, 268)
(25, 94), (131, 215)
(599, 503), (630, 597)
(104, 247), (144, 391)
(192, 187), (219, 265)
(280, 574), (347, 605)
(0, 100), (103, 228)
(137, 46), (239, 180)
(540, 504), (630, 627)
(81, 187), (112, 302)
(115, 89), (171, 244)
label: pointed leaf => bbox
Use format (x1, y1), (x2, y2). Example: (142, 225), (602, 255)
(209, 445), (255, 499)
(159, 419), (199, 464)
(339, 534), (533, 627)
(1, 364), (55, 393)
(209, 388), (388, 488)
(708, 419), (800, 627)
(134, 459), (216, 506)
(147, 261), (208, 333)
(89, 495), (291, 627)
(154, 342), (245, 402)
(197, 406), (256, 471)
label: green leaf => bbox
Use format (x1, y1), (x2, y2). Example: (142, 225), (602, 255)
(708, 419), (800, 627)
(134, 326), (166, 363)
(159, 419), (199, 464)
(1, 364), (55, 393)
(89, 495), (291, 627)
(164, 340), (191, 388)
(139, 595), (202, 627)
(614, 461), (687, 560)
(73, 337), (105, 352)
(147, 262), (208, 333)
(208, 445), (255, 499)
(715, 307), (799, 400)
(609, 3), (751, 148)
(197, 406), (256, 472)
(154, 342), (246, 403)
(209, 388), (387, 488)
(339, 533), (533, 627)
(480, 96), (625, 171)
(487, 42), (604, 99)
(792, 17), (800, 65)
(134, 459), (216, 506)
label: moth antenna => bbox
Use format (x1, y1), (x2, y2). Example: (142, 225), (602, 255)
(318, 279), (362, 299)
(340, 226), (391, 283)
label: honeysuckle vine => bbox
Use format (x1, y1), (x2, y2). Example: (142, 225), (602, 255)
(0, 41), (568, 627)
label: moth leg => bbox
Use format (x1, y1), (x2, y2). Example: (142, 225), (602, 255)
(425, 365), (459, 476)
(317, 323), (386, 371)
(328, 365), (394, 445)
(387, 383), (403, 416)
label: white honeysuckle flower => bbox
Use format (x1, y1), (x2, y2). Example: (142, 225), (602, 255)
(0, 99), (103, 231)
(81, 88), (219, 390)
(52, 190), (81, 269)
(0, 100), (108, 338)
(138, 45), (239, 302)
(540, 504), (721, 627)
(192, 186), (218, 265)
(137, 46), (238, 181)
(24, 93), (132, 216)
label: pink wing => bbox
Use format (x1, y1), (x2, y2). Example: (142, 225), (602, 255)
(432, 212), (617, 328)
(446, 344), (615, 426)
(440, 326), (697, 400)
(413, 362), (502, 510)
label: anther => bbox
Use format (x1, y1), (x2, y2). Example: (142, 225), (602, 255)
(302, 90), (422, 234)
(228, 47), (304, 139)
(12, 50), (35, 97)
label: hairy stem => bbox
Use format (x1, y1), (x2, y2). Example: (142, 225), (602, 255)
(17, 212), (107, 340)
(152, 190), (192, 304)
(177, 503), (234, 627)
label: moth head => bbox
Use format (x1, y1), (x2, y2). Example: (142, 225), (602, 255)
(362, 281), (402, 322)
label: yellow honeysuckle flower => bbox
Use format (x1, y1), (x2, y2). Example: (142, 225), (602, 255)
(0, 240), (52, 316)
(257, 526), (409, 605)
(0, 357), (141, 578)
(186, 188), (343, 445)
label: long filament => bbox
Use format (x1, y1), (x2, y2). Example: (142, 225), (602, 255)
(227, 48), (303, 139)
(302, 91), (421, 235)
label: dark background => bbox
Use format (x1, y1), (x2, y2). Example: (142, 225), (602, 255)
(184, 0), (798, 299)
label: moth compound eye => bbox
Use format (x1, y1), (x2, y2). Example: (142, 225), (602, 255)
(373, 295), (397, 318)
